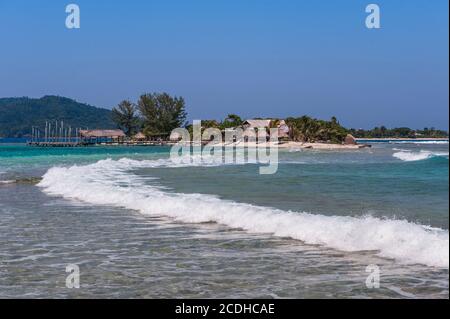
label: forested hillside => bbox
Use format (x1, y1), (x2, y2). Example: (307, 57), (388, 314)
(0, 96), (115, 137)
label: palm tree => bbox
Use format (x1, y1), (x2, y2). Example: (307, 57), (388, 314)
(286, 115), (347, 143)
(221, 114), (243, 129)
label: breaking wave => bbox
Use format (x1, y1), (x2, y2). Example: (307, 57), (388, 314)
(0, 180), (15, 185)
(0, 177), (42, 185)
(38, 157), (449, 268)
(393, 150), (449, 162)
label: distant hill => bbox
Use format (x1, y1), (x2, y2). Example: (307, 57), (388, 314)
(0, 96), (116, 137)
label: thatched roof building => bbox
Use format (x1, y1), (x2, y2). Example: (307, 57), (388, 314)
(134, 132), (146, 140)
(80, 129), (125, 139)
(277, 120), (290, 138)
(243, 119), (290, 139)
(170, 131), (183, 141)
(243, 119), (272, 128)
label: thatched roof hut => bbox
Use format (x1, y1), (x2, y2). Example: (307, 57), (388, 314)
(134, 132), (146, 140)
(80, 129), (125, 139)
(243, 119), (272, 129)
(243, 119), (290, 139)
(277, 120), (290, 138)
(170, 131), (183, 141)
(243, 128), (257, 140)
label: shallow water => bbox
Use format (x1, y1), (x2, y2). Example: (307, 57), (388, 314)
(0, 142), (448, 298)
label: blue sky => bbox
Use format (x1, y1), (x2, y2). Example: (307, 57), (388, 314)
(0, 0), (448, 129)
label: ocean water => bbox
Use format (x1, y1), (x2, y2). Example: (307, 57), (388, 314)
(0, 142), (448, 298)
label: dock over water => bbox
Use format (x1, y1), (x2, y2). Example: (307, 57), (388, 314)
(27, 141), (85, 147)
(27, 124), (130, 147)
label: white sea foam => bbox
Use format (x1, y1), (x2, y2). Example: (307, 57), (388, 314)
(0, 180), (15, 185)
(393, 150), (449, 162)
(0, 169), (12, 184)
(38, 158), (449, 268)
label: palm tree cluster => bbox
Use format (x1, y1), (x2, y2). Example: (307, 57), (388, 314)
(348, 126), (448, 138)
(189, 114), (243, 130)
(285, 116), (348, 143)
(117, 95), (448, 143)
(111, 92), (187, 138)
(196, 115), (348, 143)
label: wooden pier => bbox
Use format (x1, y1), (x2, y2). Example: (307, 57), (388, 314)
(27, 122), (129, 147)
(27, 121), (86, 147)
(27, 141), (85, 147)
(26, 122), (175, 147)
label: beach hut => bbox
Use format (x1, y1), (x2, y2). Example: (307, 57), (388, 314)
(243, 120), (270, 142)
(242, 119), (290, 141)
(170, 131), (183, 142)
(134, 132), (146, 141)
(79, 129), (126, 144)
(242, 127), (258, 142)
(277, 120), (290, 139)
(243, 119), (272, 130)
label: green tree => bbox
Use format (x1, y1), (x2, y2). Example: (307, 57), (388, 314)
(221, 114), (243, 129)
(201, 120), (220, 129)
(286, 116), (347, 143)
(111, 100), (140, 137)
(138, 93), (187, 138)
(348, 126), (448, 138)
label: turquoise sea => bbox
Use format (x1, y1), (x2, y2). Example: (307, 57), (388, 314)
(0, 142), (448, 298)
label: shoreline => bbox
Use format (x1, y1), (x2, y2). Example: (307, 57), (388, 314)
(2, 140), (368, 150)
(188, 141), (369, 150)
(5, 138), (450, 150)
(244, 141), (367, 150)
(355, 137), (449, 141)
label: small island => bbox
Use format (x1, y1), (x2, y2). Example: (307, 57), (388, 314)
(1, 94), (448, 150)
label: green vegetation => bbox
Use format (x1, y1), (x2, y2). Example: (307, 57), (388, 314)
(137, 93), (187, 138)
(1, 95), (447, 142)
(111, 100), (140, 136)
(349, 126), (448, 138)
(111, 92), (188, 139)
(185, 114), (240, 130)
(184, 114), (243, 138)
(286, 116), (348, 143)
(221, 114), (243, 129)
(0, 96), (115, 137)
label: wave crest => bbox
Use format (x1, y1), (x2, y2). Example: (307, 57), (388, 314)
(38, 158), (449, 268)
(393, 150), (449, 162)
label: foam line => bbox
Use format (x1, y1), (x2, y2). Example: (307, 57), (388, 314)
(38, 158), (449, 268)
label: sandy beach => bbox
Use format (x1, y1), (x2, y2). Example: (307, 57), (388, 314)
(355, 138), (449, 141)
(275, 141), (366, 150)
(185, 141), (368, 150)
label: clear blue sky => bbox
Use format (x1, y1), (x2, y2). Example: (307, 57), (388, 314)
(0, 0), (448, 129)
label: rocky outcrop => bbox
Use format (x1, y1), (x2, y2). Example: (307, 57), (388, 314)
(344, 134), (357, 145)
